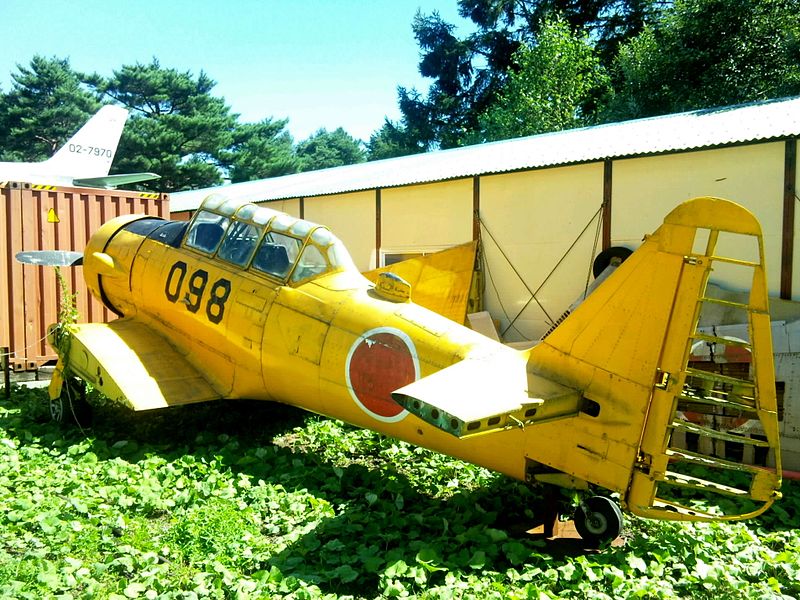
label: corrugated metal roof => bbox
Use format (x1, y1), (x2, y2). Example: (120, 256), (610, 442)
(171, 96), (800, 212)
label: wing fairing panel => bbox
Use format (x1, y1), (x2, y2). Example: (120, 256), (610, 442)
(52, 319), (222, 411)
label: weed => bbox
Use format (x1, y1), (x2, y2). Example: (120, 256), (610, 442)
(0, 387), (798, 599)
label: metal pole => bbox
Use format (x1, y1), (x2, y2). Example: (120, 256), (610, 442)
(2, 348), (10, 399)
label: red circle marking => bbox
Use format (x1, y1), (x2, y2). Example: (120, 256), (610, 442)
(348, 331), (416, 420)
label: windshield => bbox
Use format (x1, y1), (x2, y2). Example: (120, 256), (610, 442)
(291, 243), (328, 283)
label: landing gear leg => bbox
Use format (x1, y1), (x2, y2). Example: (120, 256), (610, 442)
(50, 377), (92, 427)
(574, 496), (623, 547)
(541, 485), (560, 538)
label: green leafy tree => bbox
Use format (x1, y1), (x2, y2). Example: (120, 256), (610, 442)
(221, 119), (300, 183)
(480, 17), (610, 141)
(459, 0), (663, 60)
(367, 119), (427, 161)
(0, 56), (100, 161)
(95, 59), (238, 191)
(296, 128), (366, 172)
(391, 1), (660, 151)
(397, 10), (506, 150)
(0, 92), (8, 151)
(607, 0), (800, 119)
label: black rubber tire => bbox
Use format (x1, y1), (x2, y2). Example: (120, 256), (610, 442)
(51, 378), (92, 427)
(574, 496), (623, 547)
(592, 246), (633, 278)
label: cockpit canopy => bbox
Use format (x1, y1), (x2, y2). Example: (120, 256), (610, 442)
(183, 194), (355, 284)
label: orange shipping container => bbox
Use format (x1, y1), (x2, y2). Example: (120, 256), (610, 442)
(1, 182), (169, 371)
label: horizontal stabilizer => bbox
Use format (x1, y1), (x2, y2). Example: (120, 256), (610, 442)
(392, 351), (580, 437)
(59, 320), (221, 410)
(73, 172), (161, 189)
(16, 250), (84, 266)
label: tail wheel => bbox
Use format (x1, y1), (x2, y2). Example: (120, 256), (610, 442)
(592, 246), (632, 278)
(574, 496), (623, 547)
(51, 377), (92, 427)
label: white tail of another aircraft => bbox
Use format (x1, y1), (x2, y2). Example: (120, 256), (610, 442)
(42, 105), (128, 178)
(0, 105), (159, 188)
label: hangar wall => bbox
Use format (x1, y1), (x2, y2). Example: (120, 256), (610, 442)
(264, 197), (302, 219)
(304, 191), (376, 271)
(381, 179), (474, 258)
(292, 139), (796, 342)
(795, 142), (800, 299)
(612, 143), (786, 298)
(479, 163), (605, 339)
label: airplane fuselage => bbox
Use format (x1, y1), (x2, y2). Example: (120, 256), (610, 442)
(82, 210), (540, 483)
(51, 194), (781, 526)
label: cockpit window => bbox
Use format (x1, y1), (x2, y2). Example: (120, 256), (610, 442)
(185, 211), (230, 254)
(252, 232), (302, 279)
(291, 244), (329, 283)
(189, 196), (358, 284)
(217, 220), (260, 267)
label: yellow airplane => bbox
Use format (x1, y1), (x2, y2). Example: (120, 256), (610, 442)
(18, 194), (782, 546)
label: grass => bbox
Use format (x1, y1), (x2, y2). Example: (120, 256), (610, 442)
(0, 385), (798, 599)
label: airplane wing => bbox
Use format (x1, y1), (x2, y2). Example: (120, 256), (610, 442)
(73, 172), (161, 189)
(363, 241), (478, 324)
(52, 319), (222, 410)
(392, 350), (581, 437)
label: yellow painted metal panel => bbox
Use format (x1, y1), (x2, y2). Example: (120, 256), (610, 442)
(381, 179), (473, 251)
(129, 237), (268, 399)
(58, 320), (221, 410)
(479, 163), (605, 341)
(363, 241), (477, 324)
(304, 191), (376, 271)
(612, 143), (785, 296)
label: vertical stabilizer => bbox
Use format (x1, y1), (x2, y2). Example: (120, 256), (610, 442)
(43, 105), (128, 178)
(530, 196), (781, 521)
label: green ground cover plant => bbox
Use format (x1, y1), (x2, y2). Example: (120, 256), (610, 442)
(0, 386), (798, 599)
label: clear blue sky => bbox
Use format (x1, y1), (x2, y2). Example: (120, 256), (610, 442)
(1, 1), (473, 142)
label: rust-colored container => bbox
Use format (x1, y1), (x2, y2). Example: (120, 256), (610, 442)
(1, 182), (169, 371)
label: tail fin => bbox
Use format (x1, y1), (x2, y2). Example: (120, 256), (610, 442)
(530, 196), (781, 521)
(44, 105), (128, 178)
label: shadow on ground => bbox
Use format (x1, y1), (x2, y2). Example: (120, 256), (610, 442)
(8, 389), (792, 596)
